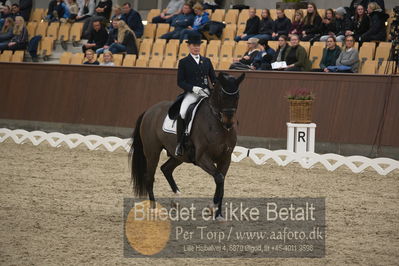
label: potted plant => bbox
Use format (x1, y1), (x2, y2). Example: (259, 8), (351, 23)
(287, 88), (314, 123)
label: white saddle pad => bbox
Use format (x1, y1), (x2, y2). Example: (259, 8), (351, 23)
(162, 98), (206, 135)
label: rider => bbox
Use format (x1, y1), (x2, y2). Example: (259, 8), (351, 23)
(175, 34), (217, 156)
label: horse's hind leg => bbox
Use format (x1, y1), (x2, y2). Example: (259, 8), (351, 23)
(161, 157), (183, 194)
(145, 149), (162, 208)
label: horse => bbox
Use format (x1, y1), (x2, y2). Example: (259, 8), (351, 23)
(129, 72), (245, 219)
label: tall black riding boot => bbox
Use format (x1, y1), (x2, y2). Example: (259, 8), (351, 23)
(175, 116), (186, 156)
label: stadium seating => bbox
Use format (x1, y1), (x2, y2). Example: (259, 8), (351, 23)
(46, 22), (59, 38)
(161, 57), (177, 68)
(39, 37), (55, 59)
(149, 57), (162, 68)
(58, 23), (71, 42)
(30, 8), (45, 22)
(122, 54), (137, 67)
(224, 9), (239, 24)
(234, 41), (247, 58)
(211, 9), (225, 22)
(35, 22), (48, 37)
(0, 50), (13, 62)
(59, 52), (72, 64)
(309, 45), (324, 69)
(27, 22), (38, 40)
(146, 9), (160, 22)
(155, 23), (170, 39)
(70, 23), (83, 42)
(70, 53), (84, 64)
(143, 23), (157, 39)
(237, 9), (249, 25)
(136, 57), (149, 67)
(11, 51), (24, 62)
(361, 60), (378, 74)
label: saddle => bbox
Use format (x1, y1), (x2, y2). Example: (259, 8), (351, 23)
(163, 96), (206, 135)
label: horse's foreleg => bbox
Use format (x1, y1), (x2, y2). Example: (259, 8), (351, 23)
(197, 155), (225, 219)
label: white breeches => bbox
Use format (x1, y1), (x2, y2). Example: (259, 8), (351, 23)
(180, 92), (200, 119)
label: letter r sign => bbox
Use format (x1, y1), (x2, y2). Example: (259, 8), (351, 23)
(286, 123), (316, 153)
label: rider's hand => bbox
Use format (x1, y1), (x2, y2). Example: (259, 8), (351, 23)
(193, 86), (209, 97)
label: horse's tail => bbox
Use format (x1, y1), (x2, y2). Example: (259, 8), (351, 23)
(129, 112), (148, 197)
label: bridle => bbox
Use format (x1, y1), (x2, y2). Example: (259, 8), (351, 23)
(209, 84), (240, 131)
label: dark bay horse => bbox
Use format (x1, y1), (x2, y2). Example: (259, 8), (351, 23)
(129, 72), (245, 219)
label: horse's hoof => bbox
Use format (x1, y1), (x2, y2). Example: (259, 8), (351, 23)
(215, 215), (226, 223)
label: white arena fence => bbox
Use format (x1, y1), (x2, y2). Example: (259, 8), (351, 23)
(1, 128), (398, 176)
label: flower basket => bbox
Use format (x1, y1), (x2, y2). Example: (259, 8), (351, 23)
(289, 99), (313, 123)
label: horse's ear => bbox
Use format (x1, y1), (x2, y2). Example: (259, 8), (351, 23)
(236, 73), (245, 86)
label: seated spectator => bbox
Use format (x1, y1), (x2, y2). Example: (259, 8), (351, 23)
(121, 2), (143, 38)
(360, 2), (388, 42)
(251, 39), (275, 70)
(272, 35), (288, 63)
(96, 19), (118, 54)
(66, 0), (79, 21)
(110, 5), (122, 22)
(252, 9), (274, 41)
(301, 2), (322, 42)
(100, 50), (114, 66)
(152, 0), (185, 24)
(332, 7), (352, 42)
(83, 48), (100, 65)
(95, 0), (112, 20)
(19, 0), (32, 21)
(0, 17), (13, 48)
(283, 34), (311, 71)
(82, 19), (108, 52)
(0, 16), (27, 51)
(289, 9), (304, 39)
(313, 36), (341, 72)
(76, 0), (95, 22)
(235, 8), (260, 42)
(0, 0), (11, 10)
(179, 3), (209, 42)
(45, 0), (70, 23)
(350, 0), (385, 15)
(272, 8), (291, 40)
(0, 6), (12, 31)
(109, 20), (137, 54)
(327, 35), (359, 72)
(319, 9), (336, 41)
(10, 4), (21, 19)
(346, 4), (370, 41)
(161, 4), (194, 40)
(229, 37), (260, 70)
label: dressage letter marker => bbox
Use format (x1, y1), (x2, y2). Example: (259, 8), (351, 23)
(287, 123), (317, 153)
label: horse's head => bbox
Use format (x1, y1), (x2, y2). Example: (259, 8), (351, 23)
(211, 72), (245, 130)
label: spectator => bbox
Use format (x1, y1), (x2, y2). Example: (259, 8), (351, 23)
(272, 9), (291, 40)
(76, 0), (95, 22)
(96, 19), (118, 54)
(328, 35), (359, 72)
(360, 2), (388, 42)
(301, 2), (322, 42)
(349, 0), (385, 12)
(19, 0), (32, 21)
(152, 0), (185, 24)
(251, 39), (276, 70)
(346, 4), (370, 41)
(235, 8), (260, 42)
(314, 36), (341, 72)
(66, 0), (79, 21)
(95, 0), (113, 20)
(0, 0), (11, 10)
(45, 0), (70, 23)
(283, 34), (311, 71)
(289, 9), (304, 39)
(161, 4), (194, 40)
(319, 9), (336, 41)
(108, 20), (137, 54)
(100, 50), (115, 66)
(10, 4), (21, 19)
(82, 19), (108, 52)
(252, 9), (274, 41)
(83, 48), (100, 64)
(272, 35), (288, 63)
(121, 2), (143, 38)
(0, 5), (12, 29)
(1, 16), (27, 51)
(0, 17), (14, 47)
(179, 3), (209, 42)
(229, 37), (260, 70)
(110, 5), (122, 22)
(332, 7), (352, 42)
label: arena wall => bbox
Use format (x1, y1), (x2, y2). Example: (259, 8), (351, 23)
(1, 63), (398, 150)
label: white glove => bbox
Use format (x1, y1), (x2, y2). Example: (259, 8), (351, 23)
(192, 86), (209, 97)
